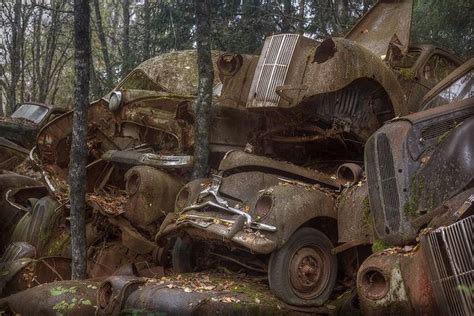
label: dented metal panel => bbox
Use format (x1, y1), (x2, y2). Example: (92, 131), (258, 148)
(345, 0), (413, 56)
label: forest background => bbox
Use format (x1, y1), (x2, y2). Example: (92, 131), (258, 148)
(0, 0), (472, 115)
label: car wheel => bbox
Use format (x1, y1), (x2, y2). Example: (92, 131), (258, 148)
(268, 227), (337, 306)
(171, 237), (194, 273)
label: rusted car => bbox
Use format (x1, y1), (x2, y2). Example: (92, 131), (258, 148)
(0, 103), (66, 170)
(0, 50), (262, 295)
(357, 58), (473, 314)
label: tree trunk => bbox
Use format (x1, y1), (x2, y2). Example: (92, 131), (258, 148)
(143, 0), (151, 60)
(69, 0), (91, 280)
(8, 0), (22, 114)
(298, 0), (305, 34)
(121, 0), (131, 76)
(93, 0), (114, 90)
(192, 0), (214, 179)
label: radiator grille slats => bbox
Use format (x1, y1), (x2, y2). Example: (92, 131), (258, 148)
(421, 113), (472, 140)
(376, 133), (400, 231)
(250, 34), (299, 107)
(422, 216), (473, 316)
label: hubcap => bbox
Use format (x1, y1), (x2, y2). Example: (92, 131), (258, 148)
(289, 246), (330, 299)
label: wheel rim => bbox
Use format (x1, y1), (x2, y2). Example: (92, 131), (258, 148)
(289, 245), (331, 300)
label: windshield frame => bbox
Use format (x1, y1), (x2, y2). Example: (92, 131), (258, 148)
(420, 59), (473, 110)
(11, 103), (51, 124)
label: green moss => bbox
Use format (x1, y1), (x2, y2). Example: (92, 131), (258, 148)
(372, 239), (392, 253)
(399, 68), (416, 81)
(46, 231), (71, 256)
(362, 195), (373, 227)
(403, 177), (424, 217)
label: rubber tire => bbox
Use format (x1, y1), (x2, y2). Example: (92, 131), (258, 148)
(268, 227), (338, 306)
(171, 237), (194, 273)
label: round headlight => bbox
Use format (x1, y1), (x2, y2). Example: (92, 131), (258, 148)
(360, 268), (389, 300)
(254, 194), (273, 220)
(108, 91), (123, 112)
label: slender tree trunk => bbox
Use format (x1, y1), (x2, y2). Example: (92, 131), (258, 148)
(69, 0), (91, 280)
(8, 0), (22, 113)
(121, 0), (131, 76)
(93, 0), (114, 90)
(298, 0), (305, 34)
(192, 0), (214, 179)
(143, 0), (151, 60)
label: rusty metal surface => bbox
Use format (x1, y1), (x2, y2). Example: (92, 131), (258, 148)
(246, 35), (408, 118)
(219, 151), (339, 188)
(123, 166), (183, 228)
(0, 279), (99, 315)
(337, 182), (373, 244)
(421, 216), (473, 316)
(128, 50), (223, 96)
(159, 166), (337, 254)
(345, 0), (413, 56)
(0, 256), (72, 298)
(357, 248), (436, 315)
(365, 98), (474, 245)
(217, 54), (259, 108)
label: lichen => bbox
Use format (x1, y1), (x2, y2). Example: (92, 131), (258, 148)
(399, 68), (416, 81)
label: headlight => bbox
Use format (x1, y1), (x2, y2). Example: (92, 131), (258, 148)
(175, 187), (190, 211)
(360, 268), (389, 300)
(254, 194), (273, 220)
(108, 91), (123, 112)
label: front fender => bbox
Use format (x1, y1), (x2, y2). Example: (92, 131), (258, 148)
(262, 184), (337, 248)
(301, 38), (407, 116)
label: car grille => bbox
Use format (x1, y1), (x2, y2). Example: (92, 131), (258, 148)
(421, 216), (473, 316)
(247, 34), (299, 108)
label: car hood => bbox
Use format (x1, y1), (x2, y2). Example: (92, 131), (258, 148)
(345, 0), (413, 57)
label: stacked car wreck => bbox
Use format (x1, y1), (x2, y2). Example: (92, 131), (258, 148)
(0, 0), (472, 314)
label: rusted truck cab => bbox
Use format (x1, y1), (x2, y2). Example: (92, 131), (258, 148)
(357, 59), (473, 314)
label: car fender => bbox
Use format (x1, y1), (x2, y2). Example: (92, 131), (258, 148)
(301, 37), (408, 116)
(260, 184), (337, 248)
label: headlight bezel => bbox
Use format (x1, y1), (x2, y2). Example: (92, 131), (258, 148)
(108, 91), (123, 112)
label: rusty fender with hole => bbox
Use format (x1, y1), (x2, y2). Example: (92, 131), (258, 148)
(157, 151), (338, 254)
(247, 36), (407, 117)
(357, 248), (436, 315)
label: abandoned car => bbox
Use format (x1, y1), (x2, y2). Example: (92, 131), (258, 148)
(356, 58), (473, 315)
(0, 49), (262, 295)
(0, 102), (66, 170)
(155, 53), (471, 308)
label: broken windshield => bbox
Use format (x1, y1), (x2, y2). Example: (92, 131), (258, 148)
(423, 69), (473, 109)
(11, 104), (49, 124)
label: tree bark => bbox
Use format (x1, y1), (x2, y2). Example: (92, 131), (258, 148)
(143, 0), (151, 60)
(93, 0), (114, 90)
(192, 0), (214, 179)
(8, 0), (22, 113)
(69, 0), (91, 280)
(121, 0), (131, 76)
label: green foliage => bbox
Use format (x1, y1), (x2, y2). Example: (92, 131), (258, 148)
(49, 286), (77, 297)
(411, 0), (473, 57)
(372, 239), (392, 253)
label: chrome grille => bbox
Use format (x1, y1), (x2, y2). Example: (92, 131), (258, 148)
(248, 34), (299, 107)
(365, 136), (385, 230)
(421, 216), (473, 316)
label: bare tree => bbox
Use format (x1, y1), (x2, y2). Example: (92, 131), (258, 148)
(121, 0), (131, 76)
(93, 0), (114, 90)
(69, 0), (91, 280)
(192, 0), (214, 179)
